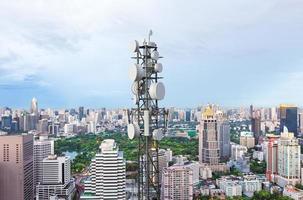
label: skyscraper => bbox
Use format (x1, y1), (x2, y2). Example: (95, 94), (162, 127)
(81, 139), (126, 200)
(161, 165), (193, 200)
(251, 108), (261, 144)
(279, 104), (298, 137)
(34, 136), (54, 192)
(0, 134), (34, 200)
(265, 134), (279, 182)
(31, 97), (39, 115)
(79, 106), (84, 121)
(36, 155), (75, 200)
(276, 128), (301, 187)
(198, 105), (220, 164)
(218, 120), (231, 160)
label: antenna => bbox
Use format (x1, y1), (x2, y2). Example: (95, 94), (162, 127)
(148, 29), (153, 42)
(127, 31), (168, 200)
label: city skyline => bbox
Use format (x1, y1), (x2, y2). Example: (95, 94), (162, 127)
(1, 1), (303, 108)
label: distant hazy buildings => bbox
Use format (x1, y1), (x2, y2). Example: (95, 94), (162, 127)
(231, 144), (247, 161)
(81, 139), (126, 200)
(240, 131), (255, 149)
(31, 97), (39, 115)
(279, 104), (298, 137)
(250, 105), (261, 144)
(161, 165), (193, 200)
(36, 155), (75, 200)
(0, 134), (34, 200)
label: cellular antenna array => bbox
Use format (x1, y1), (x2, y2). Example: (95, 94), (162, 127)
(127, 31), (168, 200)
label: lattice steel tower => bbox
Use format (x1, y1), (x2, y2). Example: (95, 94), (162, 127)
(127, 31), (168, 200)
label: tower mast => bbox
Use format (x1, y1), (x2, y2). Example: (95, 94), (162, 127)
(127, 31), (168, 200)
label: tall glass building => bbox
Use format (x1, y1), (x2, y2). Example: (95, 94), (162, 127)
(279, 105), (298, 136)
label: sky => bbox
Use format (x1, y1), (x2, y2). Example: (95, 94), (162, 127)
(0, 0), (303, 109)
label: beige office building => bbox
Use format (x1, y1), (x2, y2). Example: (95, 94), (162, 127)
(161, 165), (193, 200)
(0, 134), (34, 200)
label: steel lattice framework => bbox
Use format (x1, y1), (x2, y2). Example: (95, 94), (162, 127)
(128, 32), (168, 200)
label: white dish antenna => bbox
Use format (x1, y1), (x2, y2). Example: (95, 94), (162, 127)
(129, 64), (145, 81)
(130, 40), (139, 52)
(154, 63), (163, 73)
(149, 82), (165, 100)
(131, 82), (139, 95)
(153, 129), (164, 141)
(127, 123), (140, 140)
(151, 51), (159, 60)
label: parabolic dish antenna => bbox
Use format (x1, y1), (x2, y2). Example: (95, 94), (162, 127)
(129, 64), (145, 81)
(154, 63), (163, 73)
(149, 82), (165, 100)
(130, 40), (139, 52)
(127, 123), (140, 140)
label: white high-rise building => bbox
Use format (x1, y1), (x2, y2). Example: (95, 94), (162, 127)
(34, 136), (54, 193)
(81, 139), (126, 200)
(36, 155), (75, 200)
(276, 129), (301, 187)
(31, 97), (38, 114)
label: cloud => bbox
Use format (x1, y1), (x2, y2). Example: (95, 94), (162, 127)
(0, 0), (303, 108)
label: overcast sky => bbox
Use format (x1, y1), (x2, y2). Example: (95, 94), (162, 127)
(0, 0), (303, 109)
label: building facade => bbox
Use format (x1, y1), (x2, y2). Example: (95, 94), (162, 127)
(34, 136), (54, 192)
(198, 106), (220, 165)
(276, 130), (301, 187)
(0, 134), (34, 200)
(81, 139), (126, 200)
(36, 155), (75, 200)
(279, 104), (298, 137)
(161, 165), (193, 200)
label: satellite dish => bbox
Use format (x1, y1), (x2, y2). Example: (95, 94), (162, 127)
(130, 40), (139, 52)
(149, 82), (165, 100)
(148, 41), (157, 47)
(153, 129), (164, 141)
(127, 123), (140, 140)
(151, 51), (159, 60)
(131, 82), (139, 95)
(129, 64), (144, 81)
(154, 63), (163, 73)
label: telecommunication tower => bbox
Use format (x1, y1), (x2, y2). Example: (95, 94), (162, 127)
(127, 31), (168, 200)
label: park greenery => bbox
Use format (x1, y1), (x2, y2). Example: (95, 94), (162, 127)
(250, 159), (266, 174)
(54, 132), (198, 173)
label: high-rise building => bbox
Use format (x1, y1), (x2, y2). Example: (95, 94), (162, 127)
(0, 134), (34, 200)
(36, 155), (75, 200)
(299, 112), (303, 134)
(265, 134), (279, 182)
(276, 128), (301, 187)
(31, 97), (39, 115)
(218, 120), (231, 160)
(185, 110), (191, 122)
(198, 105), (220, 164)
(279, 104), (298, 137)
(231, 144), (247, 161)
(251, 108), (261, 144)
(79, 106), (84, 121)
(34, 136), (54, 192)
(240, 131), (255, 149)
(161, 165), (193, 200)
(81, 139), (126, 200)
